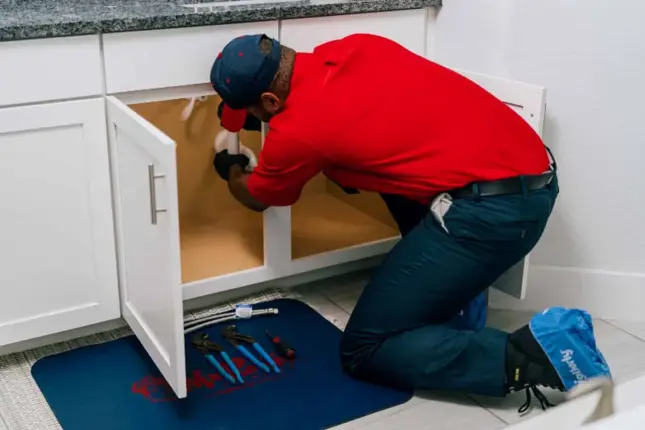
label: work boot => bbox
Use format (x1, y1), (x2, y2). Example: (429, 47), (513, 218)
(506, 307), (612, 414)
(507, 325), (564, 390)
(506, 325), (563, 413)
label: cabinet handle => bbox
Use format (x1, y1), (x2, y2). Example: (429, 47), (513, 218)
(148, 164), (167, 225)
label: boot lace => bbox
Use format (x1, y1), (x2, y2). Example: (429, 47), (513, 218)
(518, 384), (556, 414)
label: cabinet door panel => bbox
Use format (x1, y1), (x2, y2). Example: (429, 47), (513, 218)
(0, 99), (118, 346)
(457, 70), (548, 300)
(107, 96), (186, 398)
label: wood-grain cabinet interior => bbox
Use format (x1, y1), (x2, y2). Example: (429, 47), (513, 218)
(129, 96), (263, 283)
(293, 177), (399, 259)
(126, 94), (399, 285)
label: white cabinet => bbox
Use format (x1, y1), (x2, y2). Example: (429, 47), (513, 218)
(0, 99), (119, 346)
(103, 21), (280, 93)
(0, 35), (103, 107)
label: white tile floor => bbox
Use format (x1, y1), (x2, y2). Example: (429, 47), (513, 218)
(292, 271), (645, 430)
(2, 271), (645, 429)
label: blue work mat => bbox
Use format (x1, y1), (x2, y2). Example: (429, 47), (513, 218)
(32, 298), (413, 430)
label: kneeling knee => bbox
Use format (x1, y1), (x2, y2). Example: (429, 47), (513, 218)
(339, 331), (378, 377)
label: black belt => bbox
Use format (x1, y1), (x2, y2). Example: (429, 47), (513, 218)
(449, 171), (554, 199)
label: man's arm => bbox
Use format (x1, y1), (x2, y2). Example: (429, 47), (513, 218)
(226, 133), (324, 210)
(227, 165), (269, 212)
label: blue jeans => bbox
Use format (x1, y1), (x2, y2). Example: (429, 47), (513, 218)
(340, 175), (559, 396)
(379, 193), (489, 331)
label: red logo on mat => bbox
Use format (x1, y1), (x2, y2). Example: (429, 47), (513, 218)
(131, 352), (295, 402)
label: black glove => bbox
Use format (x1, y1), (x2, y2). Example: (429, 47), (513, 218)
(213, 150), (250, 181)
(217, 101), (262, 132)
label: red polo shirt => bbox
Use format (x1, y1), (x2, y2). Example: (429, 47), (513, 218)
(247, 34), (549, 207)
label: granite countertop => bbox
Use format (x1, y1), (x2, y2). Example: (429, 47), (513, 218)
(0, 0), (441, 42)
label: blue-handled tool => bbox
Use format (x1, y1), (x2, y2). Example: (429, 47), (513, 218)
(219, 350), (244, 384)
(191, 333), (244, 384)
(235, 344), (271, 374)
(253, 342), (281, 373)
(204, 355), (236, 385)
(222, 325), (280, 374)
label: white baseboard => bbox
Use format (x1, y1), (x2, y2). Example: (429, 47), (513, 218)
(489, 265), (645, 321)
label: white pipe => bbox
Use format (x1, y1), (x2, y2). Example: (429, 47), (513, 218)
(183, 308), (279, 334)
(180, 96), (207, 122)
(214, 130), (258, 170)
(227, 131), (240, 155)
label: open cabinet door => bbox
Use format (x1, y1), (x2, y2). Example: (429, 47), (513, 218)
(457, 70), (547, 300)
(106, 96), (187, 398)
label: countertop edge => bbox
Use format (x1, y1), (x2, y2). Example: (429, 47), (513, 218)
(0, 1), (441, 42)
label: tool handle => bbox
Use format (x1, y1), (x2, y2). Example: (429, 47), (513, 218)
(276, 341), (296, 358)
(266, 331), (296, 359)
(205, 354), (236, 385)
(236, 345), (270, 373)
(253, 343), (281, 373)
(220, 351), (244, 384)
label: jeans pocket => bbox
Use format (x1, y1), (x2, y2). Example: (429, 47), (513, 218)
(441, 197), (538, 243)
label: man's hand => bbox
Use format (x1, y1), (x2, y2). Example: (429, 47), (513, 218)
(228, 165), (269, 212)
(213, 150), (250, 181)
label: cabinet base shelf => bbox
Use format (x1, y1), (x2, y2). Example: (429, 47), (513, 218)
(292, 193), (399, 260)
(179, 209), (264, 284)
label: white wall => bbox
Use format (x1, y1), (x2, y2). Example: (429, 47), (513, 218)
(430, 1), (645, 319)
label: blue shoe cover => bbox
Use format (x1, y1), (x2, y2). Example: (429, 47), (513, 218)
(449, 291), (487, 331)
(529, 307), (612, 391)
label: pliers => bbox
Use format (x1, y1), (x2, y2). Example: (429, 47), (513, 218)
(191, 333), (244, 384)
(221, 325), (281, 374)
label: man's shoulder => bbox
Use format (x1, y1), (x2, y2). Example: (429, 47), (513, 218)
(313, 33), (395, 51)
(268, 99), (324, 144)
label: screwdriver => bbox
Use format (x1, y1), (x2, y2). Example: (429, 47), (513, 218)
(265, 330), (296, 359)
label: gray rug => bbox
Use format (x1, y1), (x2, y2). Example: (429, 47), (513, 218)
(0, 288), (301, 430)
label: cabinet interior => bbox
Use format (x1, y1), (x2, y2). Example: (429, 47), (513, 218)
(129, 95), (264, 284)
(292, 175), (399, 259)
(127, 93), (399, 280)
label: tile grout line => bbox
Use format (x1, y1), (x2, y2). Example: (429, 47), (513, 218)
(601, 319), (645, 344)
(312, 287), (354, 316)
(322, 295), (353, 316)
(466, 394), (511, 426)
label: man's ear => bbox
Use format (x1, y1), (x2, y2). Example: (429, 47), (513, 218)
(260, 92), (282, 114)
